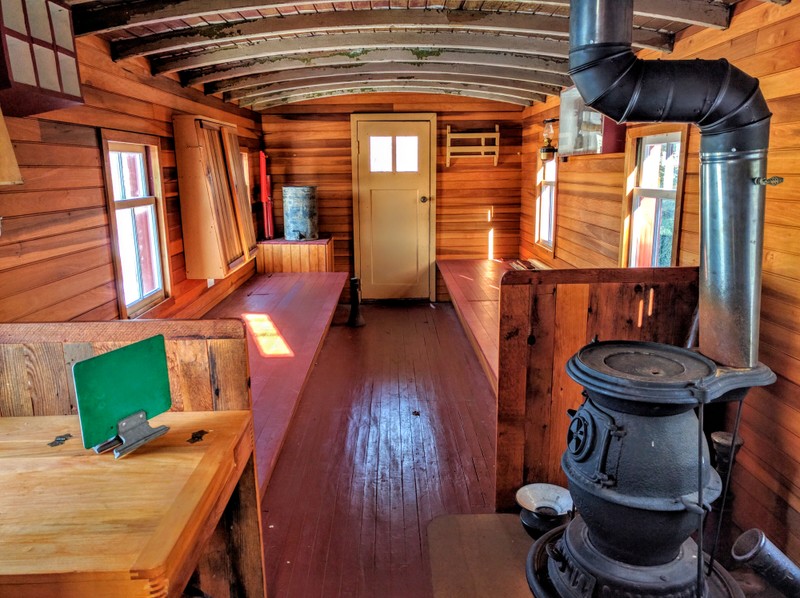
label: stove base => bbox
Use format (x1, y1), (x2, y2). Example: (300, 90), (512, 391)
(527, 518), (744, 598)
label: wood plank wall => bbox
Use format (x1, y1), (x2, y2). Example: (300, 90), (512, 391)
(496, 267), (699, 509)
(519, 0), (800, 560)
(520, 99), (624, 269)
(0, 36), (261, 323)
(261, 94), (523, 299)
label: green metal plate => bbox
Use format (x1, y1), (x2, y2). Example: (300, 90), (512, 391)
(73, 335), (171, 449)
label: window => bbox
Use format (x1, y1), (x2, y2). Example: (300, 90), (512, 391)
(535, 155), (557, 251)
(102, 132), (168, 318)
(622, 127), (687, 267)
(369, 135), (419, 173)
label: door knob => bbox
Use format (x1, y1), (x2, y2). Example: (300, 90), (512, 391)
(420, 196), (429, 203)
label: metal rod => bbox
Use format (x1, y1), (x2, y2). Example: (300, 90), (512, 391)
(696, 402), (706, 597)
(707, 399), (745, 576)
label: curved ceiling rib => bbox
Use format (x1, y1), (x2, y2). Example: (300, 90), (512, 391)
(151, 32), (572, 75)
(72, 0), (731, 37)
(194, 50), (571, 91)
(112, 10), (671, 61)
(70, 0), (736, 110)
(249, 84), (536, 109)
(221, 63), (570, 101)
(233, 73), (551, 106)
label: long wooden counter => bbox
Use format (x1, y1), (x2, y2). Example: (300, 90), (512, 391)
(0, 411), (265, 598)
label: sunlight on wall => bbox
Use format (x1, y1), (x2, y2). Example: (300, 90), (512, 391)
(487, 207), (495, 260)
(242, 313), (294, 358)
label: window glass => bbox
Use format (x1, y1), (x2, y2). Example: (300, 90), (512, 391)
(536, 157), (557, 250)
(628, 132), (681, 267)
(110, 149), (148, 200)
(370, 136), (393, 172)
(395, 136), (418, 172)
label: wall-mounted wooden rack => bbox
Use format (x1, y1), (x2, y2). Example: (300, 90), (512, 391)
(446, 125), (500, 166)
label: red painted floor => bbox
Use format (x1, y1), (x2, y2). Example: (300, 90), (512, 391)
(262, 303), (497, 597)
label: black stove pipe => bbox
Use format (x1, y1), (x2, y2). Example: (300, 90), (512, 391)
(732, 529), (800, 595)
(569, 0), (771, 368)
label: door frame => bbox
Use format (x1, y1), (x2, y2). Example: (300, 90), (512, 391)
(350, 113), (438, 301)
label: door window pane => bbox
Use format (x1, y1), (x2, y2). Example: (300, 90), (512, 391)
(396, 136), (418, 172)
(370, 136), (392, 172)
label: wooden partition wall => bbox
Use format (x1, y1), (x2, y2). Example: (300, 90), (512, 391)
(0, 319), (251, 417)
(495, 266), (699, 509)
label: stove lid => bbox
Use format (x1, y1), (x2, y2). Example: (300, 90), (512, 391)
(566, 341), (717, 405)
(567, 340), (776, 405)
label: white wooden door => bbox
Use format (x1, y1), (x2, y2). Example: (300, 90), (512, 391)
(352, 115), (435, 300)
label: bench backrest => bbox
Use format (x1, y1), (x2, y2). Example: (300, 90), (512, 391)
(496, 266), (699, 509)
(0, 319), (250, 417)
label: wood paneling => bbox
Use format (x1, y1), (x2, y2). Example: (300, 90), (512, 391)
(496, 267), (699, 509)
(517, 0), (800, 560)
(0, 36), (261, 323)
(262, 93), (524, 300)
(256, 237), (335, 273)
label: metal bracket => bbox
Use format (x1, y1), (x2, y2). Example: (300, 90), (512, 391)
(93, 410), (169, 459)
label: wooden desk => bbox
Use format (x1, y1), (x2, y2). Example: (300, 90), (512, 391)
(0, 411), (266, 598)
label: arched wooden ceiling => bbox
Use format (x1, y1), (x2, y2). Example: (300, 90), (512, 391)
(68, 0), (743, 110)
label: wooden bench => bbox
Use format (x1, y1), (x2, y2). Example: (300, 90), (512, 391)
(203, 271), (347, 494)
(437, 259), (512, 394)
(0, 319), (266, 597)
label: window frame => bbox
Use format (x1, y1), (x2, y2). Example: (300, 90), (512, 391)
(101, 130), (170, 319)
(535, 142), (558, 255)
(619, 124), (689, 268)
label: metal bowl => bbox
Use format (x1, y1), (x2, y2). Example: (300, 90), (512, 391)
(516, 484), (573, 540)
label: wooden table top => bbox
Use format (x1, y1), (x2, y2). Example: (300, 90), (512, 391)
(0, 411), (253, 598)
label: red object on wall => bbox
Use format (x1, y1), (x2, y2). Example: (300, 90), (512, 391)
(259, 151), (274, 240)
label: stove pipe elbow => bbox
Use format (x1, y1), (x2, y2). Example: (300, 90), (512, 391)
(569, 0), (772, 368)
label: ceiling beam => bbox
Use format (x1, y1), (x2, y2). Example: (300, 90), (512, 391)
(192, 49), (571, 89)
(250, 85), (534, 110)
(219, 63), (570, 100)
(151, 31), (572, 75)
(73, 0), (730, 36)
(112, 11), (570, 60)
(112, 10), (671, 61)
(233, 73), (552, 106)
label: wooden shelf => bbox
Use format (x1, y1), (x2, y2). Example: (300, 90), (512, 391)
(446, 124), (500, 166)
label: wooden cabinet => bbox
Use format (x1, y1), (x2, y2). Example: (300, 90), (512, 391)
(256, 236), (335, 273)
(558, 86), (625, 157)
(174, 115), (256, 280)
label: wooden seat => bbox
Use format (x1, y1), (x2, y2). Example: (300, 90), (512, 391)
(437, 259), (512, 394)
(203, 272), (347, 494)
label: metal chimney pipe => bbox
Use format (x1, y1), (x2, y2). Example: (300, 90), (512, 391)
(732, 529), (800, 595)
(569, 0), (771, 367)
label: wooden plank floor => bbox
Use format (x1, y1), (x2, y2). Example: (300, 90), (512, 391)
(436, 259), (512, 394)
(262, 303), (497, 598)
(203, 272), (347, 493)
